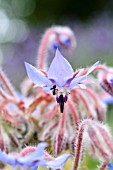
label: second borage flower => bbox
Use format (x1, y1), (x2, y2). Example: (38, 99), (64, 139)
(25, 49), (99, 113)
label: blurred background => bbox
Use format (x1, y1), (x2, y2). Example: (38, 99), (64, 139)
(0, 0), (113, 86)
(1, 0), (113, 169)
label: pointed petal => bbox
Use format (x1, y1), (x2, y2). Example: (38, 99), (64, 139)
(17, 143), (47, 166)
(69, 61), (99, 90)
(25, 62), (52, 87)
(48, 49), (73, 87)
(87, 61), (99, 74)
(69, 75), (87, 90)
(46, 154), (71, 169)
(0, 151), (16, 165)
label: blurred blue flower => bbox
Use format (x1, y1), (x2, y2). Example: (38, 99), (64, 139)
(25, 49), (99, 112)
(53, 35), (71, 51)
(53, 42), (61, 50)
(108, 163), (113, 170)
(102, 95), (113, 104)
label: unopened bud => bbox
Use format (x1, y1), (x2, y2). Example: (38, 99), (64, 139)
(99, 72), (113, 96)
(86, 121), (113, 161)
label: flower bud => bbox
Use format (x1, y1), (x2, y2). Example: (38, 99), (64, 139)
(99, 71), (113, 96)
(86, 121), (113, 161)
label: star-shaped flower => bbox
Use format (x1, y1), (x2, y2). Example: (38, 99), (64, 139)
(0, 143), (47, 169)
(25, 49), (99, 112)
(0, 142), (70, 170)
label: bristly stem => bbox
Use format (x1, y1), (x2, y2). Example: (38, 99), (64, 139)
(73, 89), (92, 117)
(26, 92), (49, 115)
(0, 87), (16, 106)
(73, 119), (91, 170)
(68, 100), (79, 132)
(37, 28), (55, 69)
(0, 70), (17, 99)
(99, 160), (109, 170)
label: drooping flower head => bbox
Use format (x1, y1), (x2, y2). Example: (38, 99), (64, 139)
(25, 49), (99, 113)
(99, 70), (113, 96)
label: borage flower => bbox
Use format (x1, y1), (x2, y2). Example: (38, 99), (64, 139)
(0, 142), (70, 170)
(0, 142), (47, 169)
(25, 49), (99, 113)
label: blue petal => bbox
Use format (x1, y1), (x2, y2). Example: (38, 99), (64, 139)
(69, 61), (99, 90)
(30, 161), (47, 170)
(0, 151), (16, 166)
(42, 86), (51, 94)
(108, 163), (113, 170)
(87, 61), (99, 74)
(46, 154), (71, 169)
(25, 62), (52, 87)
(48, 49), (73, 87)
(17, 142), (47, 166)
(69, 75), (87, 90)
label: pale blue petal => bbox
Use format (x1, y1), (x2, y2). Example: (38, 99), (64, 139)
(69, 75), (87, 90)
(87, 61), (99, 75)
(42, 86), (51, 94)
(48, 49), (73, 87)
(30, 161), (47, 170)
(69, 61), (99, 90)
(0, 151), (16, 165)
(46, 154), (71, 169)
(108, 163), (113, 170)
(25, 62), (52, 87)
(17, 143), (47, 166)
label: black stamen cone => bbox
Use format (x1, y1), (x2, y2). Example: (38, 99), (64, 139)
(59, 94), (64, 113)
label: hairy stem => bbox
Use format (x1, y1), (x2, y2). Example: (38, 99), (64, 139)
(37, 28), (55, 69)
(73, 119), (91, 170)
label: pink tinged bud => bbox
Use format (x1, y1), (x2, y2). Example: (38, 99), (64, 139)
(100, 72), (113, 96)
(72, 119), (92, 170)
(86, 122), (113, 161)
